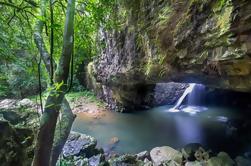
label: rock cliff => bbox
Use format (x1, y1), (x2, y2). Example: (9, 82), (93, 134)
(86, 0), (251, 111)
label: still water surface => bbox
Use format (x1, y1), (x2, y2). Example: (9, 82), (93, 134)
(72, 105), (251, 157)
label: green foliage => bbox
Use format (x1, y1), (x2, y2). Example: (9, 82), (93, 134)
(0, 0), (36, 60)
(212, 0), (229, 13)
(0, 0), (117, 98)
(71, 78), (86, 92)
(0, 53), (47, 98)
(0, 74), (9, 98)
(74, 0), (117, 61)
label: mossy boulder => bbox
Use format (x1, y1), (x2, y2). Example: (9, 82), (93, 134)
(0, 121), (34, 166)
(206, 152), (235, 166)
(150, 146), (183, 166)
(108, 154), (144, 166)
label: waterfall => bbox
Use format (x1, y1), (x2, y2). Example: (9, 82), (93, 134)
(187, 84), (205, 105)
(168, 83), (206, 113)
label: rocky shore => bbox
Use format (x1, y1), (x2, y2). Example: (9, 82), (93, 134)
(62, 132), (251, 166)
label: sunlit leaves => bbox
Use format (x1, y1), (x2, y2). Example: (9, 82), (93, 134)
(74, 0), (116, 61)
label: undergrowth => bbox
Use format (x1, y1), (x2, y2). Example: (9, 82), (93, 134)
(66, 90), (105, 107)
(29, 90), (105, 108)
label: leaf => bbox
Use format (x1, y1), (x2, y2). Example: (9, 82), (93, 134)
(55, 80), (64, 90)
(45, 104), (54, 109)
(36, 15), (46, 22)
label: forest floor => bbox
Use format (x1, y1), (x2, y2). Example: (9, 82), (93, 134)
(0, 90), (108, 127)
(26, 90), (108, 117)
(66, 91), (108, 119)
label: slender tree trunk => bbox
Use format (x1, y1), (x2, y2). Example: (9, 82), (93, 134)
(50, 98), (75, 166)
(32, 0), (76, 166)
(32, 93), (63, 166)
(34, 0), (76, 163)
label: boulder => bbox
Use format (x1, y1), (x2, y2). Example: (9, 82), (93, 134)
(0, 120), (34, 166)
(0, 99), (18, 110)
(207, 152), (234, 166)
(108, 154), (143, 166)
(150, 146), (182, 166)
(88, 154), (105, 166)
(181, 143), (205, 161)
(136, 150), (150, 161)
(2, 111), (21, 125)
(194, 147), (210, 162)
(185, 161), (204, 166)
(235, 156), (251, 166)
(63, 131), (99, 158)
(161, 160), (182, 166)
(244, 151), (251, 158)
(1, 110), (39, 128)
(18, 99), (34, 108)
(0, 99), (39, 128)
(0, 99), (37, 111)
(144, 158), (153, 166)
(74, 158), (89, 166)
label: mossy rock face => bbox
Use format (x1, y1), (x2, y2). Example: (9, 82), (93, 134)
(0, 99), (39, 166)
(0, 121), (34, 166)
(85, 0), (251, 111)
(91, 0), (251, 92)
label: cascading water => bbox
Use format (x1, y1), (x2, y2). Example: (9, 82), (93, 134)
(187, 83), (205, 105)
(168, 83), (207, 114)
(169, 83), (196, 112)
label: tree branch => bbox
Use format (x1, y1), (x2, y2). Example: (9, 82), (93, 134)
(24, 0), (38, 7)
(0, 1), (36, 17)
(7, 9), (16, 26)
(0, 2), (22, 9)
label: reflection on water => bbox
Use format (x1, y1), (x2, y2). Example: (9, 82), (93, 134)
(174, 115), (202, 144)
(72, 105), (251, 156)
(216, 116), (228, 122)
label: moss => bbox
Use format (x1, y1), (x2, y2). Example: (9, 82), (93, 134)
(215, 1), (233, 36)
(172, 1), (194, 43)
(203, 1), (233, 49)
(145, 60), (153, 77)
(189, 0), (211, 12)
(212, 0), (229, 13)
(156, 5), (173, 29)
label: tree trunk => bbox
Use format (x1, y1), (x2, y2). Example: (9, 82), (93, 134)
(32, 92), (63, 166)
(33, 0), (76, 163)
(50, 98), (76, 166)
(32, 0), (76, 166)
